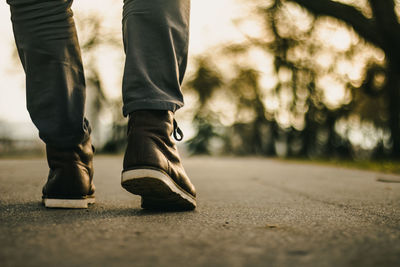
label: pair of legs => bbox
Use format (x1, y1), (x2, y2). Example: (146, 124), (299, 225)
(8, 0), (196, 210)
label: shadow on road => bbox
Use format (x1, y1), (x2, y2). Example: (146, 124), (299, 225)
(0, 201), (197, 227)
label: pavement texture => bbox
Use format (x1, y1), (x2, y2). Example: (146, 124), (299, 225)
(0, 155), (399, 267)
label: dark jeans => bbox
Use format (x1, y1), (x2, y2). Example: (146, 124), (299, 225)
(7, 0), (190, 148)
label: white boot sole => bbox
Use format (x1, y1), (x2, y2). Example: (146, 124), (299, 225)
(121, 168), (196, 210)
(43, 197), (95, 209)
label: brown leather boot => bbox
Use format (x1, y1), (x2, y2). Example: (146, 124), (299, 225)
(42, 137), (95, 208)
(121, 110), (196, 210)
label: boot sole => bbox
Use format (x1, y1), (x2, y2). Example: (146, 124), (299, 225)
(121, 168), (196, 210)
(43, 197), (95, 209)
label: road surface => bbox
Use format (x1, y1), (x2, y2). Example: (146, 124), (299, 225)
(1, 156), (399, 266)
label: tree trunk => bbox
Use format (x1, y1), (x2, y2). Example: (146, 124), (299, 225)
(387, 62), (400, 158)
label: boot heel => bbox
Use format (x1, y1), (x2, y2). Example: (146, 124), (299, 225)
(43, 197), (95, 209)
(121, 168), (196, 210)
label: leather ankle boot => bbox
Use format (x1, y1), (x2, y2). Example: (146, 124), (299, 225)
(121, 110), (196, 210)
(42, 137), (95, 208)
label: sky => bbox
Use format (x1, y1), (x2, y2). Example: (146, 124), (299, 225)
(0, 0), (245, 124)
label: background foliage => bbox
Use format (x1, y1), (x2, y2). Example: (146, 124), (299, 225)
(184, 0), (400, 160)
(4, 0), (399, 162)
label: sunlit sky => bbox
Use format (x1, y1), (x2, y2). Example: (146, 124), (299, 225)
(0, 0), (245, 123)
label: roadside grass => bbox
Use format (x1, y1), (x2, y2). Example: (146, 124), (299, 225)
(281, 157), (400, 175)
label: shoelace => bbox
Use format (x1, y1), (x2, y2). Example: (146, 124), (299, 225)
(173, 119), (184, 141)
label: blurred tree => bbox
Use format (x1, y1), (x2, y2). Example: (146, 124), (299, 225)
(185, 58), (223, 154)
(75, 13), (125, 150)
(205, 0), (359, 158)
(101, 99), (127, 153)
(187, 0), (399, 159)
(260, 0), (355, 158)
(223, 67), (277, 155)
(285, 0), (400, 157)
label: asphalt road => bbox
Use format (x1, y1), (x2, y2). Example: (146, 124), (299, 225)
(1, 156), (399, 267)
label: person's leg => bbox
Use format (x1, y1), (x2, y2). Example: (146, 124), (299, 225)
(121, 0), (196, 210)
(121, 0), (190, 114)
(8, 0), (90, 147)
(8, 0), (95, 208)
